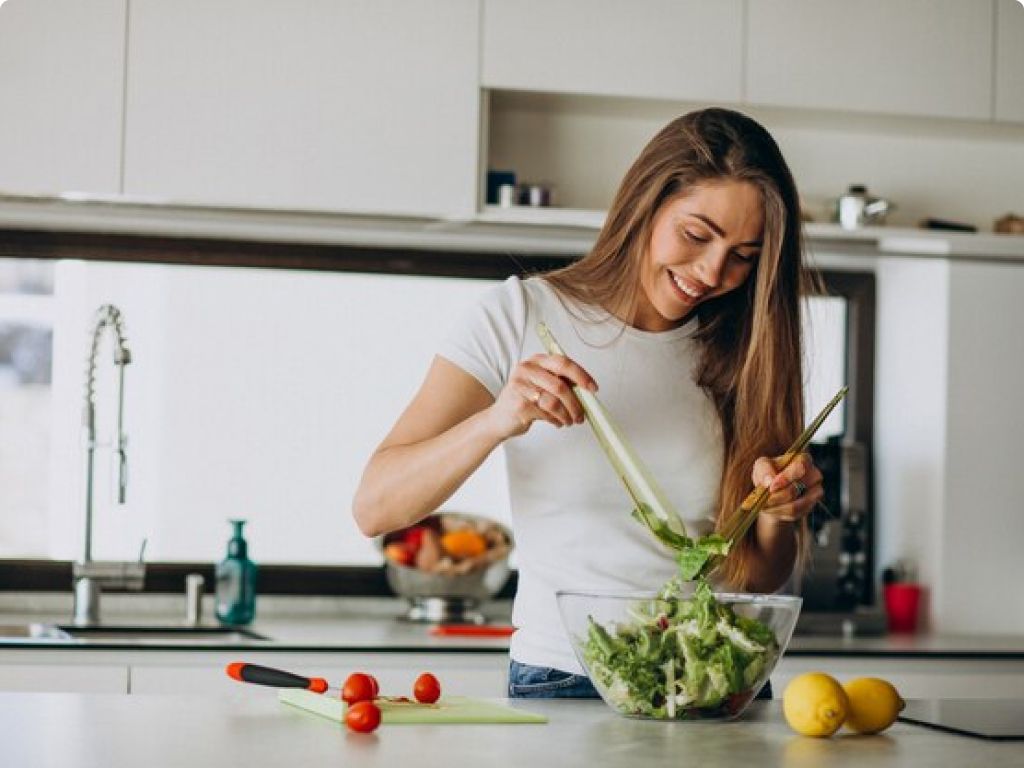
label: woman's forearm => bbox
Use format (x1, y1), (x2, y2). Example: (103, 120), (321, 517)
(744, 515), (798, 593)
(352, 407), (506, 537)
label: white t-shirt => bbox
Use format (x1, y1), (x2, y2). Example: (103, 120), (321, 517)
(439, 276), (724, 674)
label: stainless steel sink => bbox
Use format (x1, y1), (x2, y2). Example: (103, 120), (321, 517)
(0, 623), (73, 640)
(55, 625), (270, 642)
(0, 623), (269, 643)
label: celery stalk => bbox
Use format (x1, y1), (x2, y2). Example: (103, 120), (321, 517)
(536, 322), (693, 539)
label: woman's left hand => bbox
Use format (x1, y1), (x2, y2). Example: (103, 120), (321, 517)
(751, 453), (824, 523)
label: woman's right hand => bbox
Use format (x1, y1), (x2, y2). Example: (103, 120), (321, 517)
(487, 353), (598, 439)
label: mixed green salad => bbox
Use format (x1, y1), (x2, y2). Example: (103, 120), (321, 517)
(582, 580), (779, 719)
(580, 504), (779, 718)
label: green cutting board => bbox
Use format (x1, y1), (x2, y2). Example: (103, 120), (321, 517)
(279, 689), (547, 724)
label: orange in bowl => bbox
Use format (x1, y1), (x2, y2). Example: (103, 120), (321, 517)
(440, 529), (488, 559)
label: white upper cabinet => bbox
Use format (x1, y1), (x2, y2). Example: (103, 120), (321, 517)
(123, 0), (480, 218)
(482, 0), (744, 103)
(0, 0), (126, 196)
(995, 0), (1024, 123)
(746, 0), (994, 120)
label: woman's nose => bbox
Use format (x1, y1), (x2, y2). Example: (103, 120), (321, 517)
(694, 250), (728, 288)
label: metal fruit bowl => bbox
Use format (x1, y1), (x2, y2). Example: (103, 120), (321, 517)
(381, 511), (513, 625)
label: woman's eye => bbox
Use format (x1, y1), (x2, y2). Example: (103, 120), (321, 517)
(684, 230), (709, 244)
(732, 251), (758, 263)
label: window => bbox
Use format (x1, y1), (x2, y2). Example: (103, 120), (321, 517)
(0, 259), (54, 558)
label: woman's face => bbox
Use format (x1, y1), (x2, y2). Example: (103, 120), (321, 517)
(636, 179), (764, 332)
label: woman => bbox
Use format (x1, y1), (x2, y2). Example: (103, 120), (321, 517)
(353, 108), (823, 699)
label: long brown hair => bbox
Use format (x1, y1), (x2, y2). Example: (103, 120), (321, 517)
(545, 108), (814, 590)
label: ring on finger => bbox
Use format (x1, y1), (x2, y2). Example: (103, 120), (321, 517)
(793, 480), (808, 499)
(530, 389), (542, 404)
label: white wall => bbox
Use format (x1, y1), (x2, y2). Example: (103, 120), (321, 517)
(47, 264), (510, 565)
(940, 261), (1024, 633)
(488, 92), (1024, 231)
(871, 257), (950, 630)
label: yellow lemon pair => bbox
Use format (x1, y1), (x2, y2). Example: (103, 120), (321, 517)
(783, 673), (904, 737)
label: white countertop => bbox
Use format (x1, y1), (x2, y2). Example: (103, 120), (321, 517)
(2, 593), (1024, 657)
(2, 692), (1021, 768)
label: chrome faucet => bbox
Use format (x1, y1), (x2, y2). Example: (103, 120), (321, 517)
(72, 305), (145, 626)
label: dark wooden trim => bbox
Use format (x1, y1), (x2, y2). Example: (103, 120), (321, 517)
(0, 559), (518, 599)
(0, 227), (573, 278)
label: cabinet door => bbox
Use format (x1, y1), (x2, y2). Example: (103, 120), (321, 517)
(746, 0), (993, 120)
(995, 0), (1024, 123)
(123, 0), (480, 218)
(0, 0), (125, 196)
(0, 663), (127, 693)
(482, 0), (743, 103)
(130, 652), (508, 697)
(774, 656), (1024, 699)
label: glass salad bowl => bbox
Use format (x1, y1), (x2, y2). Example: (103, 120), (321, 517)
(557, 584), (801, 721)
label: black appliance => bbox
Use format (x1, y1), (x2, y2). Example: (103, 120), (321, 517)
(899, 700), (1024, 740)
(795, 271), (881, 635)
(804, 436), (872, 611)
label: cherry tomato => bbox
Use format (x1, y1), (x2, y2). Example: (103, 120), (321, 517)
(342, 673), (377, 704)
(345, 700), (381, 733)
(367, 674), (380, 698)
(413, 672), (441, 704)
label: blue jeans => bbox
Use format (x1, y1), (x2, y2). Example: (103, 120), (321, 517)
(507, 659), (601, 698)
(507, 659), (774, 701)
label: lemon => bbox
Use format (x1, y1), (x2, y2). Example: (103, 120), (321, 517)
(842, 677), (905, 734)
(782, 672), (849, 737)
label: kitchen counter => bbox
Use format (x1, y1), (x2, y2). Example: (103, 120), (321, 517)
(3, 594), (1024, 657)
(2, 692), (1021, 768)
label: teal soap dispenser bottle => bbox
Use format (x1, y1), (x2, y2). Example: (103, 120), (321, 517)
(215, 519), (257, 625)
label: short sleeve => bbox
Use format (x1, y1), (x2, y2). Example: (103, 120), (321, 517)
(437, 276), (528, 398)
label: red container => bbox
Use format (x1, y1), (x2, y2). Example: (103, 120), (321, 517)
(883, 583), (922, 633)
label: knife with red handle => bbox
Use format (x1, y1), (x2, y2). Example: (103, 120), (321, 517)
(226, 662), (330, 694)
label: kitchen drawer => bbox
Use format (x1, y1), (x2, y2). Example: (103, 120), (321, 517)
(0, 662), (128, 694)
(746, 0), (994, 120)
(995, 0), (1024, 123)
(482, 0), (743, 103)
(774, 656), (1024, 699)
(123, 0), (480, 218)
(0, 0), (125, 196)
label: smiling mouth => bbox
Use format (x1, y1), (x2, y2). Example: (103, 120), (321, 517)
(668, 270), (706, 302)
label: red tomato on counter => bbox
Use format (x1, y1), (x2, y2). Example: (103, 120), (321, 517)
(413, 673), (441, 704)
(342, 673), (377, 704)
(345, 700), (381, 733)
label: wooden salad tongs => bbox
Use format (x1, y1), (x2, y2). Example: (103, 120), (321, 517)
(717, 384), (849, 548)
